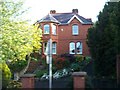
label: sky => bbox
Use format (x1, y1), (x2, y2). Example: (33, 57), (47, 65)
(23, 0), (109, 24)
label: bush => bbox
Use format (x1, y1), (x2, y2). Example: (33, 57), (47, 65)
(35, 69), (48, 78)
(60, 53), (75, 63)
(7, 80), (22, 88)
(54, 57), (70, 69)
(0, 62), (11, 88)
(70, 63), (80, 71)
(8, 60), (27, 72)
(75, 55), (84, 63)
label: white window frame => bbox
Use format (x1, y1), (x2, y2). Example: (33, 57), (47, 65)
(44, 24), (50, 34)
(52, 24), (56, 35)
(52, 42), (56, 54)
(72, 25), (79, 35)
(69, 42), (82, 54)
(76, 42), (82, 54)
(69, 42), (75, 54)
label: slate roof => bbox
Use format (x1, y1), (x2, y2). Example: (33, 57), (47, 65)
(37, 12), (93, 25)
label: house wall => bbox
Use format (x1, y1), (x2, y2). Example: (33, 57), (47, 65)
(39, 18), (92, 57)
(57, 18), (92, 56)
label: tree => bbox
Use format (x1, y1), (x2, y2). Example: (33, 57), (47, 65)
(0, 0), (42, 81)
(87, 2), (120, 77)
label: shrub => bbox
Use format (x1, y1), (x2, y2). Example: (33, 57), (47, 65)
(54, 57), (70, 69)
(70, 63), (80, 71)
(8, 60), (27, 72)
(7, 80), (22, 88)
(75, 55), (84, 63)
(0, 63), (11, 88)
(60, 53), (76, 63)
(35, 69), (48, 78)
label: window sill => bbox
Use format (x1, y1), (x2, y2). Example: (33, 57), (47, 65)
(72, 34), (79, 36)
(43, 33), (49, 35)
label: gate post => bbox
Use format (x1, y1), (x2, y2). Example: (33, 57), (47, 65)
(72, 72), (87, 90)
(117, 55), (120, 87)
(20, 74), (35, 88)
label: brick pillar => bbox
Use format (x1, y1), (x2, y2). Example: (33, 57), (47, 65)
(20, 74), (35, 88)
(117, 55), (120, 87)
(72, 72), (87, 90)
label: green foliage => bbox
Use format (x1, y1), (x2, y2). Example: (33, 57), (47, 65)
(0, 62), (11, 88)
(70, 63), (80, 71)
(75, 55), (84, 63)
(7, 80), (22, 88)
(87, 2), (120, 77)
(1, 0), (42, 63)
(35, 69), (47, 78)
(8, 60), (27, 72)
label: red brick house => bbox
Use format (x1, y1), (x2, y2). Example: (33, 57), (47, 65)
(36, 9), (93, 57)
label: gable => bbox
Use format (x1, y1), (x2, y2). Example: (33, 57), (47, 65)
(67, 15), (84, 24)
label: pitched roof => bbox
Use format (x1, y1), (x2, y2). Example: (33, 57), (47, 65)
(38, 14), (59, 23)
(37, 12), (93, 25)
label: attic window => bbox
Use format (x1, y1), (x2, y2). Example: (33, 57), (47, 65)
(44, 24), (50, 34)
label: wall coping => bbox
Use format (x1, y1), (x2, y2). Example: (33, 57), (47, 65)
(72, 72), (87, 77)
(21, 74), (36, 78)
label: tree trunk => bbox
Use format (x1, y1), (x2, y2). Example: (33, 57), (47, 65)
(14, 55), (31, 80)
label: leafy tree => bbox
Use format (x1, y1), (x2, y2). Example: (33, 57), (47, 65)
(0, 0), (42, 81)
(87, 2), (120, 77)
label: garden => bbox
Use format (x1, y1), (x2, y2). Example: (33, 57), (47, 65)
(32, 53), (93, 89)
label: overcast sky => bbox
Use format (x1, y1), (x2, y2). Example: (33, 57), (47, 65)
(23, 0), (109, 23)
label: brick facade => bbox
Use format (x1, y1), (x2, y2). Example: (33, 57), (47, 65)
(36, 9), (93, 57)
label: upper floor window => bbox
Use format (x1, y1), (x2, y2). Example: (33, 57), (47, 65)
(52, 24), (56, 35)
(69, 42), (82, 54)
(44, 24), (50, 34)
(72, 25), (79, 35)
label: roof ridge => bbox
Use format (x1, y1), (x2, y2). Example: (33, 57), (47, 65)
(51, 12), (73, 14)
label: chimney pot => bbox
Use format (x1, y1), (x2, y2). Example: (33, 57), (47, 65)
(50, 10), (56, 14)
(72, 9), (78, 14)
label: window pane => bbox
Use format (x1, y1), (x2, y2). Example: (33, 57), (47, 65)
(72, 25), (78, 35)
(44, 42), (47, 54)
(44, 24), (50, 34)
(52, 42), (56, 54)
(52, 25), (56, 35)
(76, 42), (82, 54)
(69, 42), (75, 54)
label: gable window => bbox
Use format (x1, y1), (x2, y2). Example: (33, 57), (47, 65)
(69, 42), (75, 54)
(72, 25), (79, 35)
(69, 42), (82, 54)
(52, 24), (56, 35)
(52, 42), (56, 54)
(44, 24), (50, 34)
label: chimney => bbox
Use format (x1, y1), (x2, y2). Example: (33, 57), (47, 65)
(72, 9), (78, 14)
(50, 10), (56, 14)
